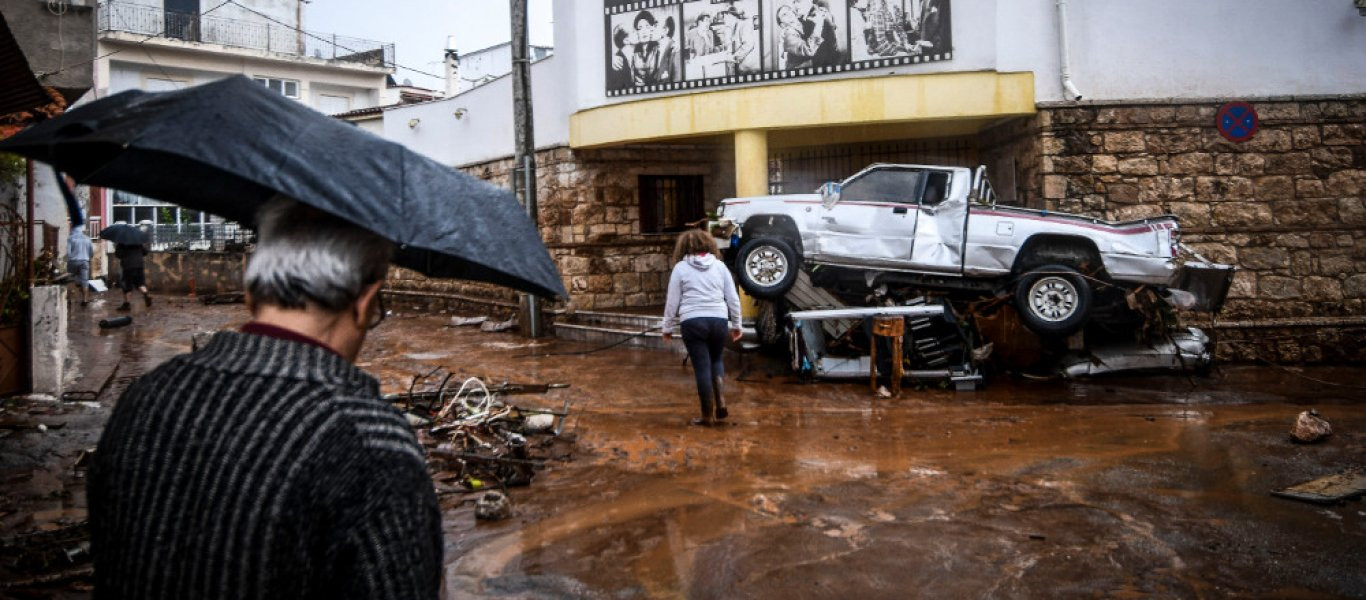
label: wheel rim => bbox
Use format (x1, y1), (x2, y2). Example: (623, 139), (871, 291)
(1027, 276), (1079, 322)
(745, 245), (788, 288)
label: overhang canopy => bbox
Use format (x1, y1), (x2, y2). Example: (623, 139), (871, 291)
(570, 71), (1035, 149)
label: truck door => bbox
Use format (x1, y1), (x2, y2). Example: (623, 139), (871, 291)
(818, 166), (922, 264)
(907, 170), (964, 272)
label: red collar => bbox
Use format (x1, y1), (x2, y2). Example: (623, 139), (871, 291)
(241, 322), (340, 357)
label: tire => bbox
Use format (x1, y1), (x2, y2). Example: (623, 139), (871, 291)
(756, 299), (787, 351)
(1013, 264), (1093, 338)
(735, 237), (800, 300)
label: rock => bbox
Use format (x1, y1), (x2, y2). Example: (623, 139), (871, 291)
(475, 491), (513, 521)
(1290, 410), (1332, 443)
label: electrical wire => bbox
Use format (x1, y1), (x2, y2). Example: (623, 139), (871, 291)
(224, 0), (444, 81)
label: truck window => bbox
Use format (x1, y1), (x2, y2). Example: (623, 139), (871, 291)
(840, 169), (924, 205)
(921, 171), (951, 206)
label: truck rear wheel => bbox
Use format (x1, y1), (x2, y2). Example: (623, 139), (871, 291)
(736, 237), (800, 300)
(1013, 264), (1092, 338)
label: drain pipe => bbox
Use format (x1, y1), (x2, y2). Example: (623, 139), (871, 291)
(1055, 0), (1084, 101)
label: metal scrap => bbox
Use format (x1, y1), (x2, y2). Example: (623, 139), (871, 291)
(383, 368), (573, 494)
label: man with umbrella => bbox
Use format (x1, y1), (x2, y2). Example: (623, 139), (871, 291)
(0, 75), (566, 599)
(101, 223), (152, 310)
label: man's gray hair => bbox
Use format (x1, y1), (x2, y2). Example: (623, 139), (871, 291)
(244, 197), (394, 312)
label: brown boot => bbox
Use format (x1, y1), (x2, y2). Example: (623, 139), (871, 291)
(713, 376), (728, 420)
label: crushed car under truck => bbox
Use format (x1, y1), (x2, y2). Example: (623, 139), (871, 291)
(714, 163), (1235, 379)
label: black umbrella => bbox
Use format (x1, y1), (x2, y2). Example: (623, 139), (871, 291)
(0, 75), (565, 299)
(99, 223), (147, 246)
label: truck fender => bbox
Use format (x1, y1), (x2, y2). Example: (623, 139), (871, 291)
(1012, 234), (1107, 278)
(738, 214), (803, 254)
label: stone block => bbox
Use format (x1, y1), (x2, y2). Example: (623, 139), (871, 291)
(1214, 154), (1236, 175)
(1254, 176), (1294, 201)
(1211, 201), (1273, 226)
(604, 255), (635, 273)
(612, 273), (641, 294)
(559, 255), (593, 275)
(1308, 233), (1338, 249)
(1167, 153), (1213, 175)
(1258, 275), (1301, 299)
(1043, 175), (1068, 199)
(1257, 103), (1301, 121)
(1321, 124), (1365, 145)
(1273, 199), (1341, 227)
(1238, 247), (1289, 270)
(1263, 152), (1312, 175)
(1325, 170), (1366, 196)
(1117, 157), (1159, 176)
(1146, 131), (1200, 154)
(1168, 177), (1196, 199)
(1167, 202), (1212, 227)
(1339, 198), (1366, 225)
(1275, 234), (1310, 249)
(1103, 131), (1146, 153)
(1137, 178), (1169, 203)
(1241, 130), (1293, 152)
(1050, 155), (1092, 174)
(1234, 154), (1265, 176)
(1197, 176), (1255, 200)
(1227, 270), (1256, 298)
(1319, 255), (1356, 276)
(1345, 274), (1366, 298)
(1291, 126), (1321, 150)
(1111, 204), (1166, 221)
(1041, 137), (1066, 156)
(1295, 178), (1326, 198)
(1090, 155), (1117, 173)
(1107, 183), (1139, 204)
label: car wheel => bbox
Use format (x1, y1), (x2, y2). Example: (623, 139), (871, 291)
(756, 299), (787, 350)
(736, 237), (800, 300)
(1013, 264), (1093, 338)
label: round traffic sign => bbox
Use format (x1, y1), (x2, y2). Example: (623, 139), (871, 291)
(1216, 102), (1258, 143)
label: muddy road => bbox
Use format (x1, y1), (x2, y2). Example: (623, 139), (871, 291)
(2, 297), (1364, 598)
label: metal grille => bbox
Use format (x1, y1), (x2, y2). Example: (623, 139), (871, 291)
(98, 1), (394, 68)
(769, 137), (978, 194)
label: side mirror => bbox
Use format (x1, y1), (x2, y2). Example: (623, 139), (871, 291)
(820, 181), (841, 209)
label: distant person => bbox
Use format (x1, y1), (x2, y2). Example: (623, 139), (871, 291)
(114, 241), (151, 310)
(89, 197), (441, 599)
(662, 229), (742, 426)
(66, 225), (92, 306)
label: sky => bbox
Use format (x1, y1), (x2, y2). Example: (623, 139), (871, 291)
(303, 0), (555, 90)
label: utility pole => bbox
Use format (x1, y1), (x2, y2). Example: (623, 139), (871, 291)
(510, 0), (543, 337)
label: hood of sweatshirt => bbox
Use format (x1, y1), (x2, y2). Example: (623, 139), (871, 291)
(685, 253), (717, 271)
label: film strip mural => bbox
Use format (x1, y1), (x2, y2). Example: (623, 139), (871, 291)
(604, 0), (952, 97)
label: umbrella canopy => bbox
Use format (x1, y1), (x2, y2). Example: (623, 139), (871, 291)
(0, 75), (566, 299)
(99, 223), (147, 246)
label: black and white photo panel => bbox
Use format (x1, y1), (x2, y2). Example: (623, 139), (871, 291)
(850, 0), (951, 63)
(764, 0), (849, 72)
(682, 0), (761, 81)
(606, 5), (685, 94)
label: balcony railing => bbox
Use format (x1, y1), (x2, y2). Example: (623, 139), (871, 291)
(97, 1), (394, 69)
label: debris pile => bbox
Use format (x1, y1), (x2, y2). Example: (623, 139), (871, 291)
(384, 369), (574, 500)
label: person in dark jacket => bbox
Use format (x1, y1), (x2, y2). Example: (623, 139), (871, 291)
(113, 239), (151, 310)
(88, 197), (441, 600)
(662, 229), (743, 426)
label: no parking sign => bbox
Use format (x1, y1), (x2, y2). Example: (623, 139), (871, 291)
(1216, 101), (1259, 142)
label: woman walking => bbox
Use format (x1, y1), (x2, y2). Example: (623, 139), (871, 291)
(662, 229), (743, 426)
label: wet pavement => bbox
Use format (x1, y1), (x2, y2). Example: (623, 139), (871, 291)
(2, 296), (1364, 598)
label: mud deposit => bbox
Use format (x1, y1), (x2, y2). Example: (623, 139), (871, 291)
(2, 298), (1363, 598)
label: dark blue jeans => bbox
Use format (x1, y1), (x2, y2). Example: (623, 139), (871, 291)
(680, 317), (727, 417)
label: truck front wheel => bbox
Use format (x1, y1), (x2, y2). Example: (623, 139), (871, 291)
(736, 237), (800, 300)
(1013, 264), (1093, 338)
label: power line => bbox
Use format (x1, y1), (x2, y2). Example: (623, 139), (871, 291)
(223, 0), (445, 81)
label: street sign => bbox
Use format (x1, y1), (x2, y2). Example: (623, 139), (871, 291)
(1216, 101), (1259, 143)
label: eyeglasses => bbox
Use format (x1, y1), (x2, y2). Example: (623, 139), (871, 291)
(365, 292), (386, 330)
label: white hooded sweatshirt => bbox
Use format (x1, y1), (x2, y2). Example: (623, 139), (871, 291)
(662, 253), (742, 334)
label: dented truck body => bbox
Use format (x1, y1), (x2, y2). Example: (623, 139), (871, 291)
(717, 163), (1233, 337)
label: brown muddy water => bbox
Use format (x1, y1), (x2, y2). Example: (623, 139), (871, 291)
(2, 297), (1363, 599)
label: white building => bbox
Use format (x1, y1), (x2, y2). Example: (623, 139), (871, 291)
(445, 39), (552, 96)
(93, 0), (394, 239)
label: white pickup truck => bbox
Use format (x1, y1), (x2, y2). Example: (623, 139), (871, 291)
(716, 163), (1232, 337)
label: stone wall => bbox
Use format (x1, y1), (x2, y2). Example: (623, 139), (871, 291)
(389, 144), (733, 311)
(1031, 98), (1366, 362)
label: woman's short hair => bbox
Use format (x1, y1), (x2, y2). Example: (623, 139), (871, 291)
(634, 10), (657, 29)
(244, 196), (394, 312)
(671, 228), (719, 265)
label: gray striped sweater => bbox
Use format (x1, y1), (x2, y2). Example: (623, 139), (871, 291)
(89, 331), (441, 599)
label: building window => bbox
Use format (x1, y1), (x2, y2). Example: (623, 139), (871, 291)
(639, 175), (705, 234)
(254, 77), (300, 98)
